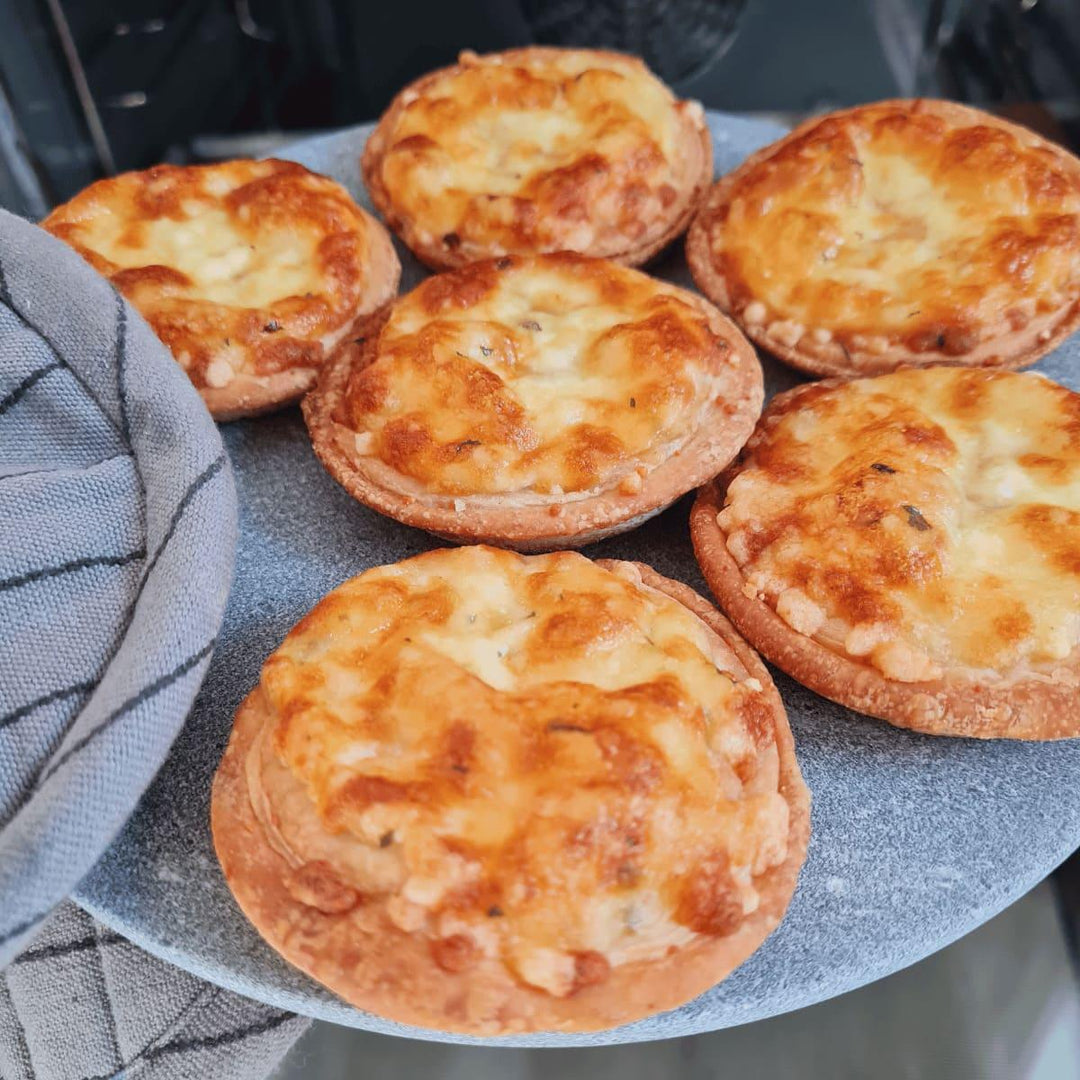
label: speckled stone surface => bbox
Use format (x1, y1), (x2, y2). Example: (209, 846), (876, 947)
(76, 114), (1080, 1047)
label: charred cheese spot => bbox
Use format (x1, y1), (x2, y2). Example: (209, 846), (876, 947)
(571, 950), (612, 992)
(430, 933), (479, 974)
(283, 860), (361, 915)
(252, 547), (789, 996)
(340, 253), (726, 495)
(672, 851), (744, 936)
(368, 48), (703, 261)
(704, 103), (1080, 356)
(720, 367), (1080, 676)
(42, 159), (396, 394)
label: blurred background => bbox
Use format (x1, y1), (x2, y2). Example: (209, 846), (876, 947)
(2, 1), (1078, 1075)
(2, 0), (1080, 216)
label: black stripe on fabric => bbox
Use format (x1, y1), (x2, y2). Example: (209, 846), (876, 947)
(37, 640), (214, 789)
(12, 930), (123, 965)
(140, 453), (225, 584)
(0, 643), (217, 941)
(0, 679), (97, 732)
(0, 452), (133, 484)
(76, 985), (218, 1080)
(0, 257), (129, 449)
(0, 451), (225, 736)
(0, 641), (214, 944)
(0, 451), (225, 807)
(0, 463), (72, 483)
(0, 361), (63, 418)
(0, 910), (49, 950)
(0, 548), (145, 593)
(0, 261), (228, 958)
(143, 1010), (296, 1063)
(112, 291), (131, 446)
(0, 420), (226, 944)
(89, 923), (123, 1073)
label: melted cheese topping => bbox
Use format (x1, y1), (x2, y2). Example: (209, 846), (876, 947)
(368, 48), (701, 261)
(43, 159), (393, 389)
(255, 547), (789, 997)
(340, 253), (730, 495)
(705, 102), (1080, 355)
(720, 368), (1080, 680)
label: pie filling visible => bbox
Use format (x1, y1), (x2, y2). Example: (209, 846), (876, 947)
(334, 253), (739, 501)
(705, 103), (1080, 358)
(370, 48), (703, 260)
(248, 546), (789, 996)
(42, 159), (389, 391)
(718, 367), (1080, 681)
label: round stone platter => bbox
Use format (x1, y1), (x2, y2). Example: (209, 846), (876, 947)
(76, 113), (1080, 1047)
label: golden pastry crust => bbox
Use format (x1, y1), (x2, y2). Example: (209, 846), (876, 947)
(212, 547), (809, 1035)
(42, 159), (400, 420)
(687, 99), (1080, 376)
(691, 367), (1080, 739)
(362, 47), (711, 270)
(302, 253), (762, 551)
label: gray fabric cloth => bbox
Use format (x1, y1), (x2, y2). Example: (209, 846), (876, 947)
(0, 207), (308, 1077)
(0, 204), (234, 961)
(0, 902), (308, 1080)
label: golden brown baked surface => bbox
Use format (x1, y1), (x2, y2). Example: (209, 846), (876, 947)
(692, 366), (1080, 739)
(687, 100), (1080, 376)
(362, 47), (711, 269)
(303, 252), (762, 549)
(211, 547), (809, 1033)
(42, 159), (400, 419)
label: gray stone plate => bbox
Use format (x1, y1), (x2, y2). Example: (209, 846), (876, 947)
(76, 114), (1080, 1047)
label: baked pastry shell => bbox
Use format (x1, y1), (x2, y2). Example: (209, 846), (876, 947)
(361, 47), (713, 271)
(202, 224), (401, 422)
(691, 478), (1080, 740)
(686, 99), (1080, 378)
(210, 561), (810, 1035)
(301, 299), (764, 552)
(204, 368), (334, 423)
(42, 161), (402, 422)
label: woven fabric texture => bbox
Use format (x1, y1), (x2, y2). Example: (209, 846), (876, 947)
(0, 207), (307, 1078)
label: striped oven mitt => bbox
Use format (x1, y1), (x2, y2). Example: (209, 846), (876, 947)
(0, 207), (309, 1077)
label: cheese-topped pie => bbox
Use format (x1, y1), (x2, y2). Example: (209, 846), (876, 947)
(687, 100), (1080, 377)
(303, 252), (762, 550)
(42, 159), (400, 420)
(361, 47), (711, 270)
(692, 366), (1080, 739)
(211, 546), (809, 1034)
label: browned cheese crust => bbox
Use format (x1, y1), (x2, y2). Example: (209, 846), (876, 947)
(42, 159), (400, 419)
(362, 47), (712, 269)
(691, 367), (1080, 739)
(687, 99), (1080, 377)
(211, 547), (810, 1035)
(302, 252), (763, 550)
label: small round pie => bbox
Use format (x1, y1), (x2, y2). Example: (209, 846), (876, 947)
(691, 366), (1080, 740)
(361, 47), (711, 269)
(42, 159), (400, 420)
(303, 252), (762, 551)
(687, 100), (1080, 376)
(211, 546), (809, 1035)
